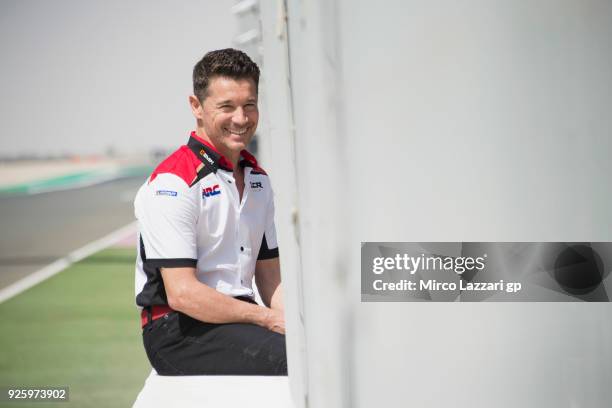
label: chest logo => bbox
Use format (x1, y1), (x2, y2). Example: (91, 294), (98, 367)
(202, 184), (221, 198)
(250, 181), (263, 190)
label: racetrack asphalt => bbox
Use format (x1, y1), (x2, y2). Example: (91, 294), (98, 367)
(0, 176), (145, 290)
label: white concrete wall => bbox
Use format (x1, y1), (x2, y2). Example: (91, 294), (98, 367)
(256, 2), (308, 407)
(259, 0), (612, 406)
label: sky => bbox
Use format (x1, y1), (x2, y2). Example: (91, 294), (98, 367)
(0, 0), (236, 157)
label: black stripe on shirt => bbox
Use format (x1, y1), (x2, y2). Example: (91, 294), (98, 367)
(257, 234), (279, 260)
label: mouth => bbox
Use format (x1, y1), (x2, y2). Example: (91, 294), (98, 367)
(224, 127), (250, 137)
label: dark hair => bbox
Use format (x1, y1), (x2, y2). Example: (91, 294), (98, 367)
(193, 48), (260, 102)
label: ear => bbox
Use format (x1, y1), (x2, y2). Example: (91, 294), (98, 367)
(189, 95), (204, 120)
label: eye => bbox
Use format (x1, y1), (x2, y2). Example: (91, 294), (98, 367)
(219, 105), (233, 112)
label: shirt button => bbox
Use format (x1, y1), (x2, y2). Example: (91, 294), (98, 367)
(240, 246), (244, 251)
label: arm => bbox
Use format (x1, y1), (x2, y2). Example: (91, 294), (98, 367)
(255, 257), (283, 311)
(161, 266), (285, 334)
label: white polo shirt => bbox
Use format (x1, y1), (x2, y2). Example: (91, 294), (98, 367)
(134, 132), (279, 309)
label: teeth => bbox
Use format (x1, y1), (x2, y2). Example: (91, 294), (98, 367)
(226, 128), (248, 135)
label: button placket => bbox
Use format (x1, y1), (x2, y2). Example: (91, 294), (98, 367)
(239, 168), (251, 211)
(236, 168), (253, 290)
(227, 175), (241, 211)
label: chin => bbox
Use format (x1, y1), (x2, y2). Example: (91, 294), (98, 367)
(223, 141), (246, 153)
(232, 138), (251, 150)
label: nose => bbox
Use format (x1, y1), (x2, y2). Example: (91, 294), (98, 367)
(232, 107), (249, 126)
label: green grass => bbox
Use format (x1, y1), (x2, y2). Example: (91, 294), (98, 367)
(0, 248), (150, 407)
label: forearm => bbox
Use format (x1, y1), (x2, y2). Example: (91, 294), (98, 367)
(161, 267), (269, 326)
(173, 281), (267, 325)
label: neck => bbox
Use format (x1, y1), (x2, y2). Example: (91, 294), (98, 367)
(227, 152), (241, 169)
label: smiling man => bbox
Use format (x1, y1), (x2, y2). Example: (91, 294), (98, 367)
(133, 49), (286, 375)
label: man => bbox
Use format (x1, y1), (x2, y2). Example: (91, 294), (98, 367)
(134, 49), (286, 375)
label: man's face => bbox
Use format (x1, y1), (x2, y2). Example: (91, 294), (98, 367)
(192, 76), (259, 157)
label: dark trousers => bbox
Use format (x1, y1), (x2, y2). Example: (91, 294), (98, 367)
(142, 311), (288, 376)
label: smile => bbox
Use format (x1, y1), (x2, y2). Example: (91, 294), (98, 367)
(224, 128), (249, 136)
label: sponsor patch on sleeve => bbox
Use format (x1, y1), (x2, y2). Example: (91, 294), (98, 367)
(156, 190), (178, 197)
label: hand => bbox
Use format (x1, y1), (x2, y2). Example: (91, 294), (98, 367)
(260, 307), (285, 335)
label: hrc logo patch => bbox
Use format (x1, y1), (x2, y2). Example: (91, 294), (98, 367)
(202, 184), (221, 198)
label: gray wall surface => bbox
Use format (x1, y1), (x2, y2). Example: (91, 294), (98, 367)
(259, 0), (612, 406)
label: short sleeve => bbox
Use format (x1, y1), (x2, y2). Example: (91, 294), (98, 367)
(257, 193), (279, 260)
(134, 173), (198, 268)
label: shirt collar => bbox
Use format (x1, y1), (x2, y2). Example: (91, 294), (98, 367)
(187, 131), (259, 172)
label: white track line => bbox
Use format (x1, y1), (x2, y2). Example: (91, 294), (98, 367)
(26, 171), (122, 196)
(0, 221), (137, 304)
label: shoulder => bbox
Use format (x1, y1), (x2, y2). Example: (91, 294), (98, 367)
(149, 146), (203, 187)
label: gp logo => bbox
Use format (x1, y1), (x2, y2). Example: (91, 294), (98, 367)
(202, 184), (221, 198)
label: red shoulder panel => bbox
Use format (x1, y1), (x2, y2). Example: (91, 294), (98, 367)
(149, 146), (201, 186)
